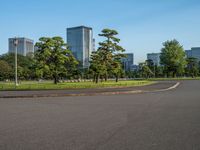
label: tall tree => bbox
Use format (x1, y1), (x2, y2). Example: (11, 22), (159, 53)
(112, 54), (124, 82)
(146, 59), (155, 77)
(160, 39), (186, 77)
(97, 29), (125, 82)
(139, 62), (154, 79)
(35, 37), (78, 84)
(185, 57), (199, 78)
(90, 51), (107, 83)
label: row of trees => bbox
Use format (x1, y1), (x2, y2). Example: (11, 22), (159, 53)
(137, 40), (200, 78)
(0, 29), (126, 84)
(0, 31), (200, 83)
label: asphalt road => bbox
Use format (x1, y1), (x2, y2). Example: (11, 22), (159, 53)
(0, 80), (200, 150)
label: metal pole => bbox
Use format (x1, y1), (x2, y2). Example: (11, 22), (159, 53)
(14, 38), (18, 88)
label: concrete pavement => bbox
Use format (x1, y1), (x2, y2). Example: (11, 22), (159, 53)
(0, 80), (200, 150)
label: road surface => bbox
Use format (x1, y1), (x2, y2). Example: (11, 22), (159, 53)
(0, 80), (200, 150)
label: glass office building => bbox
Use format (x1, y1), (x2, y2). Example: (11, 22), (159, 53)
(67, 26), (94, 68)
(147, 53), (161, 66)
(185, 47), (200, 62)
(121, 53), (134, 71)
(9, 37), (34, 57)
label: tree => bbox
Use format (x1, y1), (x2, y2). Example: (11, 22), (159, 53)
(139, 62), (154, 79)
(199, 61), (200, 74)
(0, 60), (12, 81)
(146, 59), (155, 77)
(112, 54), (124, 82)
(160, 39), (186, 77)
(90, 51), (107, 83)
(35, 37), (78, 84)
(0, 53), (34, 80)
(91, 28), (125, 82)
(155, 66), (164, 78)
(185, 57), (199, 78)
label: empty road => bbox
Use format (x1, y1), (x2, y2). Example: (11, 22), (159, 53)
(0, 80), (200, 150)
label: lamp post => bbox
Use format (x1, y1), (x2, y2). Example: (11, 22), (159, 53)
(14, 37), (18, 88)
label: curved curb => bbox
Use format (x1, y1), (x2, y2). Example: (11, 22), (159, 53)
(144, 82), (180, 93)
(92, 82), (180, 95)
(0, 82), (180, 98)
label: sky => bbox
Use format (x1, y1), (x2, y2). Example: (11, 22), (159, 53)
(0, 0), (200, 64)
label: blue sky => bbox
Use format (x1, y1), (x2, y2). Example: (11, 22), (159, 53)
(0, 0), (200, 63)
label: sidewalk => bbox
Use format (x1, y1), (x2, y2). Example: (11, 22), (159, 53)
(0, 81), (178, 98)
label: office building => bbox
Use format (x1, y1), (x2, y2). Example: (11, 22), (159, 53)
(8, 37), (34, 57)
(185, 47), (200, 62)
(130, 64), (139, 72)
(121, 53), (134, 71)
(147, 53), (161, 66)
(67, 26), (94, 68)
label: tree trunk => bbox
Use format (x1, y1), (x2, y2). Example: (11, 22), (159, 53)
(115, 74), (119, 82)
(93, 75), (96, 83)
(95, 74), (99, 84)
(105, 72), (108, 82)
(54, 75), (58, 84)
(173, 72), (176, 78)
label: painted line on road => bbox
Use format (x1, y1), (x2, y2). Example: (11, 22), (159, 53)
(150, 82), (180, 93)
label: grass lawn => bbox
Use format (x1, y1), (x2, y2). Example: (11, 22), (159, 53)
(0, 80), (155, 91)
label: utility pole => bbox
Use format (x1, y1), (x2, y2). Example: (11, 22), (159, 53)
(14, 37), (18, 88)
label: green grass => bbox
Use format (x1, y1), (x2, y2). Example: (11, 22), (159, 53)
(0, 80), (155, 91)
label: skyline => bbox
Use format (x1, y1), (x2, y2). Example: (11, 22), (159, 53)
(1, 0), (200, 63)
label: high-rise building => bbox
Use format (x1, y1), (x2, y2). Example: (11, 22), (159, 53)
(121, 53), (134, 71)
(185, 50), (192, 58)
(8, 37), (34, 56)
(147, 53), (161, 66)
(67, 26), (94, 68)
(185, 47), (200, 62)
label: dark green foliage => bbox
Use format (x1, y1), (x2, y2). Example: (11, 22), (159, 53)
(185, 57), (199, 77)
(35, 37), (78, 84)
(90, 29), (125, 83)
(139, 62), (154, 79)
(0, 53), (34, 80)
(0, 60), (12, 81)
(160, 39), (186, 77)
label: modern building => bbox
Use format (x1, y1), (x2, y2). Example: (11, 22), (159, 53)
(67, 26), (94, 68)
(147, 53), (161, 66)
(121, 53), (134, 71)
(130, 64), (139, 72)
(8, 37), (34, 57)
(185, 47), (200, 62)
(185, 50), (192, 58)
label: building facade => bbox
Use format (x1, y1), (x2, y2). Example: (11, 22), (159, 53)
(185, 47), (200, 62)
(9, 37), (34, 56)
(67, 26), (94, 68)
(147, 53), (161, 66)
(121, 53), (134, 71)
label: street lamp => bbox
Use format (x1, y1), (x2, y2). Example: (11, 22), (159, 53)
(13, 37), (18, 88)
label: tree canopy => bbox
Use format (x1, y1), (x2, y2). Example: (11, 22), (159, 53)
(90, 29), (125, 83)
(160, 39), (186, 77)
(35, 37), (78, 84)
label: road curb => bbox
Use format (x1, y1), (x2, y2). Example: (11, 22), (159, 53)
(0, 82), (180, 99)
(145, 82), (180, 93)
